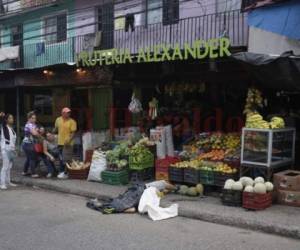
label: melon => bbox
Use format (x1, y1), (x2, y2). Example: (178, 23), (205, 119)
(244, 185), (254, 193)
(253, 183), (267, 194)
(254, 177), (265, 184)
(265, 182), (274, 192)
(196, 184), (204, 195)
(232, 181), (243, 191)
(187, 187), (198, 197)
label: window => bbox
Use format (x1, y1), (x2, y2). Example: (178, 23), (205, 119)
(216, 0), (241, 13)
(163, 0), (179, 25)
(32, 94), (53, 116)
(147, 0), (162, 25)
(44, 13), (67, 44)
(11, 24), (23, 46)
(97, 3), (114, 49)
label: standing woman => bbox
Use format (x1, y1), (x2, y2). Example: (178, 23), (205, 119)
(0, 113), (17, 190)
(22, 111), (39, 178)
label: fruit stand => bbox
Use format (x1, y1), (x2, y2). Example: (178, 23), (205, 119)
(165, 132), (241, 187)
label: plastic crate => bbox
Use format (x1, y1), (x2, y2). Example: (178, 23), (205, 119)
(199, 170), (214, 185)
(169, 167), (184, 183)
(129, 154), (154, 170)
(130, 168), (154, 182)
(184, 168), (200, 185)
(214, 172), (238, 187)
(101, 170), (129, 185)
(68, 167), (90, 180)
(243, 192), (272, 210)
(221, 189), (242, 207)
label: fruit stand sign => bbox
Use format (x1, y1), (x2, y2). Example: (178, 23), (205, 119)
(76, 38), (231, 67)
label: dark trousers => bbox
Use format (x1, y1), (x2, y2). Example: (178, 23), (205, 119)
(22, 142), (37, 174)
(58, 146), (66, 173)
(44, 150), (65, 174)
(125, 14), (135, 32)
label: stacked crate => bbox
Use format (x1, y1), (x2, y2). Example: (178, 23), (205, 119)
(274, 170), (300, 207)
(155, 157), (181, 181)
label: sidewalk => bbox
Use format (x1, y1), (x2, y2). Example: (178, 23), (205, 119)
(10, 157), (300, 240)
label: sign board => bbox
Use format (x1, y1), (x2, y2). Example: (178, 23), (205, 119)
(76, 38), (231, 67)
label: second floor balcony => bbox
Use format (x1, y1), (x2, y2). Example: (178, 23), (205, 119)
(0, 0), (59, 17)
(0, 10), (249, 71)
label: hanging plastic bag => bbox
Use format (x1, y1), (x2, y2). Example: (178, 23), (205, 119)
(128, 93), (143, 114)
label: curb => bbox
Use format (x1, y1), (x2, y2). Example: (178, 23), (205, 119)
(177, 207), (300, 240)
(12, 176), (300, 240)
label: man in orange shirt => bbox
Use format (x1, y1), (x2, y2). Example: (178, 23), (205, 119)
(54, 107), (77, 179)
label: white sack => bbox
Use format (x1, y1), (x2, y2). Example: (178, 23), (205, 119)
(138, 187), (178, 221)
(164, 125), (175, 157)
(87, 150), (107, 182)
(82, 132), (92, 162)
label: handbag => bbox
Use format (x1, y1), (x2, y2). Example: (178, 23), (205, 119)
(6, 149), (16, 162)
(34, 143), (43, 153)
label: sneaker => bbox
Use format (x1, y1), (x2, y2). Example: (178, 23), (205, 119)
(22, 172), (29, 176)
(57, 172), (68, 179)
(46, 173), (53, 179)
(0, 185), (7, 190)
(8, 183), (17, 187)
(31, 174), (39, 178)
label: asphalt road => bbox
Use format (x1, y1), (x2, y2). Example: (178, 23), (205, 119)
(0, 187), (299, 250)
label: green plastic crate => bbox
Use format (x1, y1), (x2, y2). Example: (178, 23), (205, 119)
(101, 170), (129, 185)
(199, 170), (214, 185)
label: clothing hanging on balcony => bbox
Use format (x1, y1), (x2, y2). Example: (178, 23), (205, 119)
(36, 42), (45, 56)
(125, 14), (135, 32)
(0, 46), (19, 62)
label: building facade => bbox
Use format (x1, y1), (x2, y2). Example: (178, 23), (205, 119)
(0, 0), (249, 134)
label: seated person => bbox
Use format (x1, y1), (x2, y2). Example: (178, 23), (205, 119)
(43, 131), (65, 178)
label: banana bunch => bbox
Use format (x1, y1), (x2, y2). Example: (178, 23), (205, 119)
(243, 87), (263, 115)
(246, 113), (270, 129)
(269, 117), (285, 129)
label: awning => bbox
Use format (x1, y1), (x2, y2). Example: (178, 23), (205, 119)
(232, 51), (300, 90)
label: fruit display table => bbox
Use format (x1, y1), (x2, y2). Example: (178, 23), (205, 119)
(240, 127), (296, 180)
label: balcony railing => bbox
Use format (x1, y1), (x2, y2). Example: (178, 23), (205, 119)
(0, 10), (248, 70)
(0, 0), (59, 17)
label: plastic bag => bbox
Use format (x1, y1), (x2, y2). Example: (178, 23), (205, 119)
(87, 150), (107, 182)
(128, 94), (143, 114)
(138, 187), (178, 221)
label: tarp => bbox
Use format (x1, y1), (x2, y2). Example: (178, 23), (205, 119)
(232, 51), (300, 90)
(248, 0), (300, 40)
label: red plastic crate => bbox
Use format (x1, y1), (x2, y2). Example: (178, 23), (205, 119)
(243, 192), (272, 210)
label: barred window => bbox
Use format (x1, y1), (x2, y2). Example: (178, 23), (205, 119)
(44, 13), (67, 44)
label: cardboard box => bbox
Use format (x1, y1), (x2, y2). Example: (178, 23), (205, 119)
(277, 190), (300, 207)
(273, 170), (300, 191)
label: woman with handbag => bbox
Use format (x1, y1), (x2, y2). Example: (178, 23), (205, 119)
(0, 113), (17, 190)
(22, 111), (40, 178)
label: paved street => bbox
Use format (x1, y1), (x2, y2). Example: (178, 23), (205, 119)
(0, 187), (299, 250)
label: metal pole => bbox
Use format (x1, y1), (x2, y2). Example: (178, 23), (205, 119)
(16, 86), (21, 153)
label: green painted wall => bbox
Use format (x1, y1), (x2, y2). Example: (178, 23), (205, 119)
(0, 0), (75, 69)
